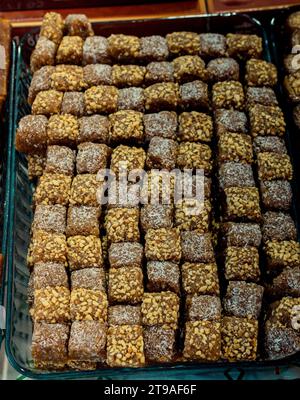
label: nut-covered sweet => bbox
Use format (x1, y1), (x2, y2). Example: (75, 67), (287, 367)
(56, 36), (84, 65)
(207, 58), (239, 82)
(143, 111), (177, 141)
(40, 12), (64, 45)
(179, 80), (209, 110)
(144, 82), (180, 112)
(181, 232), (215, 263)
(76, 142), (111, 174)
(31, 286), (70, 323)
(71, 268), (106, 292)
(112, 65), (146, 87)
(70, 288), (108, 322)
(257, 152), (293, 181)
(109, 110), (144, 143)
(78, 115), (110, 144)
(199, 33), (227, 58)
(260, 180), (293, 211)
(178, 112), (213, 143)
(145, 227), (181, 262)
(139, 35), (169, 62)
(32, 204), (66, 234)
(110, 145), (146, 178)
(214, 109), (248, 136)
(172, 55), (206, 83)
(176, 142), (212, 174)
(218, 162), (255, 190)
(226, 33), (262, 59)
(269, 297), (300, 329)
(186, 294), (222, 321)
(144, 325), (176, 363)
(83, 36), (111, 65)
(183, 320), (221, 361)
(166, 32), (200, 56)
(67, 235), (103, 270)
(212, 81), (245, 110)
(182, 262), (219, 296)
(107, 34), (141, 62)
(246, 87), (278, 107)
(225, 246), (260, 282)
(108, 266), (144, 304)
(34, 173), (72, 206)
(32, 90), (63, 116)
(144, 62), (174, 85)
(47, 114), (79, 146)
(146, 137), (177, 170)
(175, 199), (211, 233)
(218, 133), (253, 164)
(262, 211), (297, 242)
(50, 65), (85, 91)
(221, 316), (258, 361)
(245, 59), (277, 87)
(141, 291), (179, 326)
(264, 240), (300, 271)
(105, 208), (140, 243)
(66, 206), (100, 237)
(61, 92), (85, 117)
(284, 71), (300, 103)
(107, 325), (145, 367)
(249, 104), (286, 137)
(69, 174), (101, 207)
(224, 187), (261, 222)
(146, 261), (180, 294)
(84, 85), (118, 114)
(45, 145), (75, 176)
(33, 262), (68, 290)
(16, 115), (48, 154)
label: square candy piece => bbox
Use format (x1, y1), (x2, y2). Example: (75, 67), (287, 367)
(246, 87), (278, 107)
(141, 291), (179, 326)
(109, 242), (143, 269)
(214, 109), (248, 136)
(108, 305), (141, 325)
(32, 286), (70, 323)
(30, 37), (56, 73)
(83, 36), (111, 65)
(264, 320), (300, 360)
(178, 112), (213, 143)
(84, 85), (118, 114)
(286, 11), (300, 30)
(145, 228), (181, 262)
(264, 240), (300, 271)
(33, 262), (68, 290)
(260, 180), (293, 211)
(50, 65), (85, 92)
(146, 137), (177, 170)
(110, 145), (146, 177)
(65, 14), (94, 39)
(139, 35), (169, 62)
(263, 212), (297, 242)
(146, 261), (180, 294)
(226, 34), (262, 59)
(207, 58), (239, 82)
(32, 204), (66, 234)
(56, 36), (83, 65)
(107, 325), (145, 367)
(143, 111), (177, 141)
(144, 325), (176, 363)
(76, 142), (111, 174)
(108, 266), (144, 304)
(61, 92), (85, 117)
(32, 90), (63, 116)
(223, 222), (262, 248)
(144, 82), (180, 112)
(45, 145), (75, 176)
(175, 199), (211, 233)
(181, 232), (215, 263)
(16, 115), (48, 154)
(218, 162), (255, 190)
(223, 281), (264, 319)
(253, 136), (287, 155)
(183, 320), (221, 361)
(218, 133), (253, 164)
(221, 317), (258, 361)
(107, 34), (141, 63)
(34, 173), (71, 206)
(225, 246), (260, 282)
(69, 174), (100, 207)
(245, 59), (277, 87)
(70, 288), (108, 322)
(145, 62), (174, 85)
(212, 81), (244, 110)
(69, 321), (106, 362)
(182, 262), (219, 296)
(257, 152), (293, 181)
(71, 268), (106, 292)
(269, 297), (300, 329)
(224, 187), (261, 222)
(109, 110), (144, 143)
(180, 80), (209, 110)
(199, 33), (226, 58)
(177, 142), (212, 174)
(105, 208), (140, 243)
(141, 205), (173, 231)
(47, 114), (79, 147)
(172, 55), (206, 83)
(249, 104), (286, 137)
(32, 322), (69, 363)
(28, 66), (54, 105)
(67, 235), (103, 270)
(111, 65), (145, 88)
(66, 206), (100, 237)
(78, 115), (109, 144)
(83, 64), (112, 86)
(166, 31), (200, 56)
(186, 294), (221, 321)
(118, 87), (145, 112)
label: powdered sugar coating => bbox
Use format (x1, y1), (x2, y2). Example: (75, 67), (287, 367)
(253, 136), (287, 155)
(199, 33), (227, 57)
(28, 66), (54, 104)
(139, 36), (169, 62)
(262, 211), (297, 242)
(224, 222), (262, 247)
(33, 262), (68, 290)
(45, 145), (75, 176)
(181, 232), (215, 263)
(16, 115), (48, 154)
(76, 142), (111, 174)
(78, 115), (110, 144)
(143, 111), (177, 141)
(83, 64), (112, 86)
(207, 58), (239, 82)
(61, 92), (85, 117)
(268, 267), (300, 298)
(144, 325), (176, 363)
(32, 204), (66, 234)
(260, 180), (293, 211)
(214, 109), (248, 135)
(118, 87), (145, 112)
(83, 36), (111, 65)
(141, 205), (173, 231)
(186, 294), (221, 321)
(71, 268), (106, 292)
(66, 206), (100, 237)
(147, 261), (180, 294)
(265, 320), (300, 360)
(146, 136), (177, 170)
(180, 80), (209, 110)
(219, 162), (255, 190)
(108, 305), (141, 325)
(109, 242), (143, 269)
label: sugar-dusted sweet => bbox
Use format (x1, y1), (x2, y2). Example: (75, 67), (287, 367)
(82, 36), (111, 65)
(45, 145), (75, 176)
(143, 111), (177, 141)
(16, 115), (48, 154)
(146, 137), (177, 170)
(66, 206), (100, 237)
(71, 268), (106, 292)
(246, 87), (278, 107)
(83, 64), (112, 86)
(222, 222), (262, 248)
(108, 305), (141, 325)
(144, 325), (176, 363)
(140, 205), (173, 231)
(30, 37), (57, 73)
(267, 267), (300, 298)
(65, 14), (94, 39)
(207, 58), (239, 82)
(262, 211), (297, 242)
(179, 80), (209, 110)
(33, 262), (68, 290)
(78, 115), (109, 144)
(253, 136), (287, 155)
(76, 142), (111, 174)
(32, 204), (66, 234)
(61, 92), (85, 117)
(146, 261), (180, 294)
(181, 232), (215, 263)
(139, 35), (169, 62)
(260, 180), (293, 211)
(218, 162), (255, 190)
(108, 242), (143, 269)
(144, 62), (174, 85)
(185, 294), (221, 321)
(199, 33), (227, 58)
(214, 109), (248, 136)
(118, 87), (145, 112)
(28, 66), (55, 105)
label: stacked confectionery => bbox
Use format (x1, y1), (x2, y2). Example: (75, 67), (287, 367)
(15, 12), (300, 371)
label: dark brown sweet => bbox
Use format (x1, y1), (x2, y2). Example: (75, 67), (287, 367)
(267, 267), (300, 298)
(212, 81), (244, 110)
(144, 325), (176, 363)
(65, 14), (94, 39)
(224, 187), (261, 222)
(260, 180), (293, 211)
(67, 235), (103, 270)
(109, 242), (143, 269)
(185, 294), (221, 321)
(257, 152), (293, 181)
(141, 291), (179, 326)
(224, 281), (264, 319)
(214, 109), (248, 136)
(264, 240), (300, 271)
(70, 288), (108, 322)
(68, 321), (106, 363)
(143, 111), (177, 141)
(144, 62), (174, 85)
(33, 262), (68, 290)
(32, 286), (70, 323)
(118, 87), (145, 112)
(61, 92), (85, 117)
(141, 205), (173, 231)
(139, 35), (169, 62)
(199, 33), (227, 58)
(182, 262), (219, 296)
(218, 133), (253, 164)
(84, 85), (118, 114)
(56, 36), (83, 65)
(82, 36), (111, 65)
(172, 55), (206, 83)
(177, 142), (212, 174)
(249, 104), (286, 137)
(16, 115), (48, 154)
(78, 115), (109, 144)
(76, 142), (111, 174)
(225, 246), (260, 282)
(32, 90), (63, 116)
(45, 145), (75, 176)
(32, 204), (66, 234)
(246, 87), (278, 107)
(108, 266), (144, 304)
(107, 34), (141, 63)
(111, 65), (145, 88)
(245, 59), (277, 87)
(207, 58), (239, 82)
(221, 317), (258, 361)
(34, 173), (72, 206)
(183, 320), (221, 361)
(28, 66), (55, 105)
(222, 222), (262, 248)
(66, 206), (100, 237)
(105, 208), (140, 243)
(83, 64), (112, 86)
(178, 111), (213, 143)
(69, 174), (101, 207)
(181, 232), (215, 263)
(166, 31), (200, 56)
(262, 212), (297, 242)
(218, 162), (255, 190)
(71, 268), (106, 292)
(146, 137), (177, 170)
(47, 114), (79, 146)
(30, 37), (57, 73)
(179, 80), (209, 110)
(109, 110), (144, 143)
(145, 228), (181, 262)
(226, 34), (262, 59)
(146, 261), (180, 294)
(253, 136), (287, 155)
(144, 82), (180, 112)
(108, 305), (141, 325)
